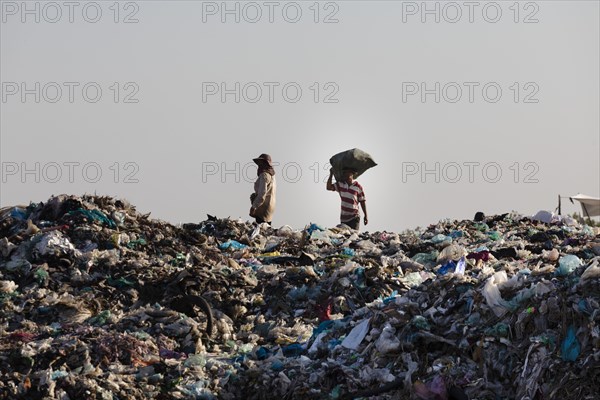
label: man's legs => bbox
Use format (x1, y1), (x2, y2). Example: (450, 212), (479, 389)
(342, 216), (360, 230)
(255, 216), (272, 226)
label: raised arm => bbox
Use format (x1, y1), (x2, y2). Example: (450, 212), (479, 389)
(326, 169), (336, 191)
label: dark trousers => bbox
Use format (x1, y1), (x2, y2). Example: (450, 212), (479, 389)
(255, 217), (271, 225)
(342, 216), (360, 230)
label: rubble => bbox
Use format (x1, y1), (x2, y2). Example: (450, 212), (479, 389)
(1, 195), (599, 399)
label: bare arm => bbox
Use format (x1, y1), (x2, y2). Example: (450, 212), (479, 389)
(326, 170), (336, 191)
(360, 200), (368, 225)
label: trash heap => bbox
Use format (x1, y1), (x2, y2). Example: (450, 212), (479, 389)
(1, 195), (599, 400)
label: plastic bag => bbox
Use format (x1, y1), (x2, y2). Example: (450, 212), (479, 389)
(219, 240), (247, 250)
(483, 272), (509, 317)
(375, 323), (400, 353)
(561, 325), (580, 361)
(556, 255), (582, 276)
(437, 244), (465, 262)
(341, 318), (370, 350)
(455, 257), (466, 275)
(580, 259), (600, 282)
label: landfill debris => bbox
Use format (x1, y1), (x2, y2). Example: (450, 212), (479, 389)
(1, 197), (599, 399)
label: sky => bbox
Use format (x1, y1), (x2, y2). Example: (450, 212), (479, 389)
(1, 0), (599, 232)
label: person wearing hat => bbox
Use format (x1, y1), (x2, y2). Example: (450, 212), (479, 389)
(326, 167), (368, 230)
(249, 154), (277, 225)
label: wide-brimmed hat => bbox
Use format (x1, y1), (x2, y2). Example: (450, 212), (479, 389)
(253, 154), (273, 166)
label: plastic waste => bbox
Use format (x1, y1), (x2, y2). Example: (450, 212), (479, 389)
(127, 238), (147, 249)
(580, 260), (600, 282)
(412, 251), (439, 266)
(34, 267), (49, 285)
(414, 374), (447, 400)
(271, 360), (284, 371)
(310, 230), (331, 243)
(561, 325), (581, 361)
(487, 231), (501, 241)
(0, 280), (18, 293)
(51, 370), (69, 380)
(455, 257), (466, 275)
(341, 318), (370, 350)
(531, 210), (559, 224)
(556, 255), (583, 276)
(250, 225), (261, 240)
(437, 244), (465, 262)
(341, 247), (355, 257)
(68, 208), (116, 228)
(411, 316), (430, 330)
(483, 272), (510, 317)
(474, 222), (489, 232)
(306, 223), (324, 235)
(437, 260), (456, 275)
(35, 231), (78, 257)
(399, 272), (425, 288)
(6, 206), (28, 221)
(282, 343), (304, 357)
(375, 323), (400, 353)
(430, 234), (452, 245)
(184, 354), (208, 367)
(255, 347), (270, 360)
(1, 193), (599, 399)
(542, 248), (560, 262)
(219, 240), (247, 250)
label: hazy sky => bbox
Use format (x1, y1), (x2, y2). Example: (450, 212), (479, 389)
(1, 0), (599, 232)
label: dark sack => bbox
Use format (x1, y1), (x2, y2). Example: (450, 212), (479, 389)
(329, 148), (377, 181)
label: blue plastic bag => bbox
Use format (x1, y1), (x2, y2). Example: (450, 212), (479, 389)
(556, 255), (582, 276)
(282, 343), (304, 357)
(341, 247), (355, 257)
(438, 260), (456, 275)
(561, 325), (580, 361)
(219, 240), (247, 250)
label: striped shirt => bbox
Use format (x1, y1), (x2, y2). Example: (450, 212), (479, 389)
(334, 181), (366, 222)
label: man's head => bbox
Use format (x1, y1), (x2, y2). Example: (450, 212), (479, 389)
(342, 168), (356, 184)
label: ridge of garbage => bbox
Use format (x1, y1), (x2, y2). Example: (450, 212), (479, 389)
(1, 194), (599, 399)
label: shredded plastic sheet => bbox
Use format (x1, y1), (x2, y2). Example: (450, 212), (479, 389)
(341, 318), (370, 350)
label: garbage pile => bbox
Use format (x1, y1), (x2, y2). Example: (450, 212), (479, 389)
(1, 195), (599, 399)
